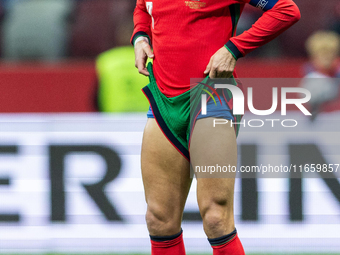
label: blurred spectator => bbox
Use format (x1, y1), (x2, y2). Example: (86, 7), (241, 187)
(301, 31), (340, 120)
(303, 31), (340, 77)
(96, 46), (150, 112)
(0, 0), (337, 61)
(94, 0), (148, 113)
(1, 0), (74, 61)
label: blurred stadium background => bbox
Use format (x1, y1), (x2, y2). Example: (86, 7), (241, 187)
(0, 0), (339, 254)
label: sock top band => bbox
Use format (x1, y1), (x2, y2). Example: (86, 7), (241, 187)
(208, 228), (237, 246)
(150, 229), (183, 242)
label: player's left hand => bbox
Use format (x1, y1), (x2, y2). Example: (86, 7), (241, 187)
(204, 46), (236, 78)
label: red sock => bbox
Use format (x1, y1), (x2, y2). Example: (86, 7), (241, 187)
(209, 230), (245, 255)
(150, 230), (186, 255)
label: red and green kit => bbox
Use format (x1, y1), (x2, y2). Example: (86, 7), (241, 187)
(131, 0), (300, 160)
(131, 0), (301, 97)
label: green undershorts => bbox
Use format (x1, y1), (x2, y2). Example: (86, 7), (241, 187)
(142, 63), (241, 160)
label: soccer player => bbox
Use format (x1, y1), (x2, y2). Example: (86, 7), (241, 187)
(131, 0), (300, 254)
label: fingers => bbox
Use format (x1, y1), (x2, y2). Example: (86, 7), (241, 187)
(134, 41), (154, 76)
(209, 69), (217, 79)
(135, 54), (149, 76)
(204, 59), (212, 76)
(137, 62), (150, 76)
(209, 58), (235, 78)
(209, 67), (218, 79)
(204, 46), (237, 79)
(209, 62), (232, 79)
(217, 65), (233, 78)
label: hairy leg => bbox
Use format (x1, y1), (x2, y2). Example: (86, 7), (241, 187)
(141, 119), (192, 236)
(190, 117), (237, 239)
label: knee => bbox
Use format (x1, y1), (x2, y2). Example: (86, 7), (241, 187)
(145, 205), (181, 236)
(199, 198), (234, 237)
(202, 209), (231, 235)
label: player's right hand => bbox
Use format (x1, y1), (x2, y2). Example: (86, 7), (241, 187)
(134, 39), (154, 76)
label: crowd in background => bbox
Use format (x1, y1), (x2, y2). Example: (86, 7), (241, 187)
(0, 0), (135, 60)
(0, 0), (339, 61)
(0, 0), (338, 116)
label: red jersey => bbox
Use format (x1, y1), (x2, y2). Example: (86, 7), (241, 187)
(131, 0), (300, 97)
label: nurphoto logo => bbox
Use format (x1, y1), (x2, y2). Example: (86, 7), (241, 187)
(200, 82), (312, 128)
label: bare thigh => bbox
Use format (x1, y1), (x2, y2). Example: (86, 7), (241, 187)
(190, 117), (237, 238)
(141, 118), (192, 236)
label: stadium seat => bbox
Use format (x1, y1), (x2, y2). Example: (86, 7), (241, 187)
(1, 0), (74, 60)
